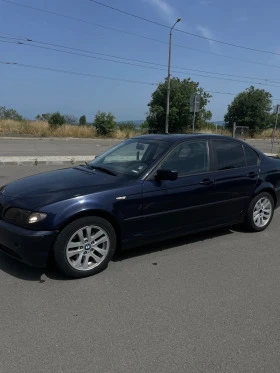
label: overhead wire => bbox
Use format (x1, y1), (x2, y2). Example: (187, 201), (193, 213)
(2, 0), (280, 72)
(89, 0), (280, 56)
(1, 37), (280, 89)
(1, 33), (280, 83)
(1, 59), (280, 101)
(0, 60), (158, 85)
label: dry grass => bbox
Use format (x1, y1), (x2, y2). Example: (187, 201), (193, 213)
(0, 119), (278, 140)
(0, 119), (97, 138)
(256, 129), (280, 139)
(0, 119), (143, 139)
(113, 128), (140, 139)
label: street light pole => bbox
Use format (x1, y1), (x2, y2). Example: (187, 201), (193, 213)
(165, 17), (181, 134)
(271, 105), (280, 153)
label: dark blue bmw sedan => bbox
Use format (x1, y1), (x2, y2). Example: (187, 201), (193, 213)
(0, 134), (280, 278)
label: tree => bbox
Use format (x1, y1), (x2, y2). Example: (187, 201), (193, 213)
(36, 113), (51, 121)
(79, 115), (87, 125)
(93, 111), (117, 136)
(146, 77), (211, 133)
(224, 86), (273, 131)
(48, 112), (65, 128)
(64, 115), (78, 125)
(0, 106), (23, 121)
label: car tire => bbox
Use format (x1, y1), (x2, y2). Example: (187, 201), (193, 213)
(53, 216), (116, 278)
(245, 192), (274, 232)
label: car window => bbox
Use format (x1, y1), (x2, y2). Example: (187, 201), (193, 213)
(160, 140), (209, 176)
(244, 146), (259, 166)
(103, 142), (149, 163)
(89, 139), (170, 178)
(213, 140), (245, 170)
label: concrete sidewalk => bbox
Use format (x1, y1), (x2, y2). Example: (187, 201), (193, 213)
(0, 153), (277, 166)
(0, 155), (95, 166)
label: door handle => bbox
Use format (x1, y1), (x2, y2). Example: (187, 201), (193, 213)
(247, 171), (258, 178)
(200, 178), (214, 185)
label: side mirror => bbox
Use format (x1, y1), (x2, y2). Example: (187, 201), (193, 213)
(156, 169), (178, 181)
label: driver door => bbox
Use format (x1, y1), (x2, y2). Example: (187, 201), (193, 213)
(142, 139), (216, 239)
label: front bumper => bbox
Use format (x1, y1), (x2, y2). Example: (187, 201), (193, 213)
(0, 219), (58, 267)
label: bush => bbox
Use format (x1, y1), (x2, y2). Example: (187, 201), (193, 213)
(64, 115), (78, 125)
(94, 111), (117, 136)
(118, 121), (136, 132)
(0, 106), (23, 121)
(79, 115), (87, 125)
(140, 120), (149, 133)
(48, 112), (65, 128)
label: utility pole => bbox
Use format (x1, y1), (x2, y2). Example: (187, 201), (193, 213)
(165, 18), (181, 134)
(192, 95), (197, 133)
(232, 122), (236, 138)
(271, 104), (280, 153)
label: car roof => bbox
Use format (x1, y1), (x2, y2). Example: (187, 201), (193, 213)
(132, 134), (265, 158)
(133, 133), (238, 143)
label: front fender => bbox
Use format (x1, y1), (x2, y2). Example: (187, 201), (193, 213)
(38, 185), (143, 242)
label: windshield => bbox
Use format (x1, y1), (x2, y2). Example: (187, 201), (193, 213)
(88, 139), (169, 178)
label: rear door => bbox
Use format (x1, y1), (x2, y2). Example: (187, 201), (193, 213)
(211, 139), (260, 224)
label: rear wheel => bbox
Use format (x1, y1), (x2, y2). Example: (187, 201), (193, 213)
(245, 192), (274, 232)
(53, 216), (116, 278)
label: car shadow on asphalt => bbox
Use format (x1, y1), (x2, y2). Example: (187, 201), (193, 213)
(112, 226), (238, 262)
(0, 225), (246, 281)
(0, 252), (68, 282)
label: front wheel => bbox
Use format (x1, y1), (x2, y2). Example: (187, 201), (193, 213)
(245, 192), (274, 232)
(53, 216), (116, 278)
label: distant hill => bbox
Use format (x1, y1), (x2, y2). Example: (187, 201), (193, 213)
(118, 120), (144, 125)
(214, 121), (225, 126)
(117, 120), (144, 129)
(132, 120), (145, 125)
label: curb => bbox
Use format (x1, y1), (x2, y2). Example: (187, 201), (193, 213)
(0, 153), (278, 166)
(0, 156), (95, 166)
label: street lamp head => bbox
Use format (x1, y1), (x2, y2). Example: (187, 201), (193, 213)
(177, 18), (182, 23)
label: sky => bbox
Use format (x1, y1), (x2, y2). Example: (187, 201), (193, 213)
(1, 0), (280, 122)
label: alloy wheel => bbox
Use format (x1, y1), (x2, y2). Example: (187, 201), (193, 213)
(66, 225), (110, 271)
(253, 197), (272, 228)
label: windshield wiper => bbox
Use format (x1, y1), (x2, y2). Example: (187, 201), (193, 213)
(85, 163), (116, 176)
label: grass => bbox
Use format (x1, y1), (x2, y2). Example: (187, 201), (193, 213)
(0, 119), (145, 139)
(0, 119), (279, 140)
(0, 119), (98, 138)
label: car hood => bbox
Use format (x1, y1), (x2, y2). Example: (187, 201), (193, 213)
(2, 166), (132, 209)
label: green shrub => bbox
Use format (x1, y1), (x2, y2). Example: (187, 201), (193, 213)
(94, 111), (117, 136)
(79, 115), (87, 125)
(0, 106), (23, 121)
(48, 112), (65, 128)
(118, 121), (136, 132)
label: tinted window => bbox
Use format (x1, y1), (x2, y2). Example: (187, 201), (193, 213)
(244, 146), (259, 166)
(103, 141), (149, 163)
(89, 139), (169, 178)
(160, 140), (209, 176)
(214, 140), (245, 170)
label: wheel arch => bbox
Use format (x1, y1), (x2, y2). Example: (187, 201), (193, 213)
(253, 187), (277, 207)
(56, 209), (122, 250)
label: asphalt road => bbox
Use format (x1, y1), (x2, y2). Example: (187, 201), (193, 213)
(0, 137), (121, 157)
(0, 137), (280, 157)
(1, 165), (280, 373)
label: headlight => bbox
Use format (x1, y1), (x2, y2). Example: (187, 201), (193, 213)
(4, 208), (47, 225)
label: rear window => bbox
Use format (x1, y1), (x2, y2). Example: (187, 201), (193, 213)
(244, 146), (259, 166)
(213, 140), (246, 170)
